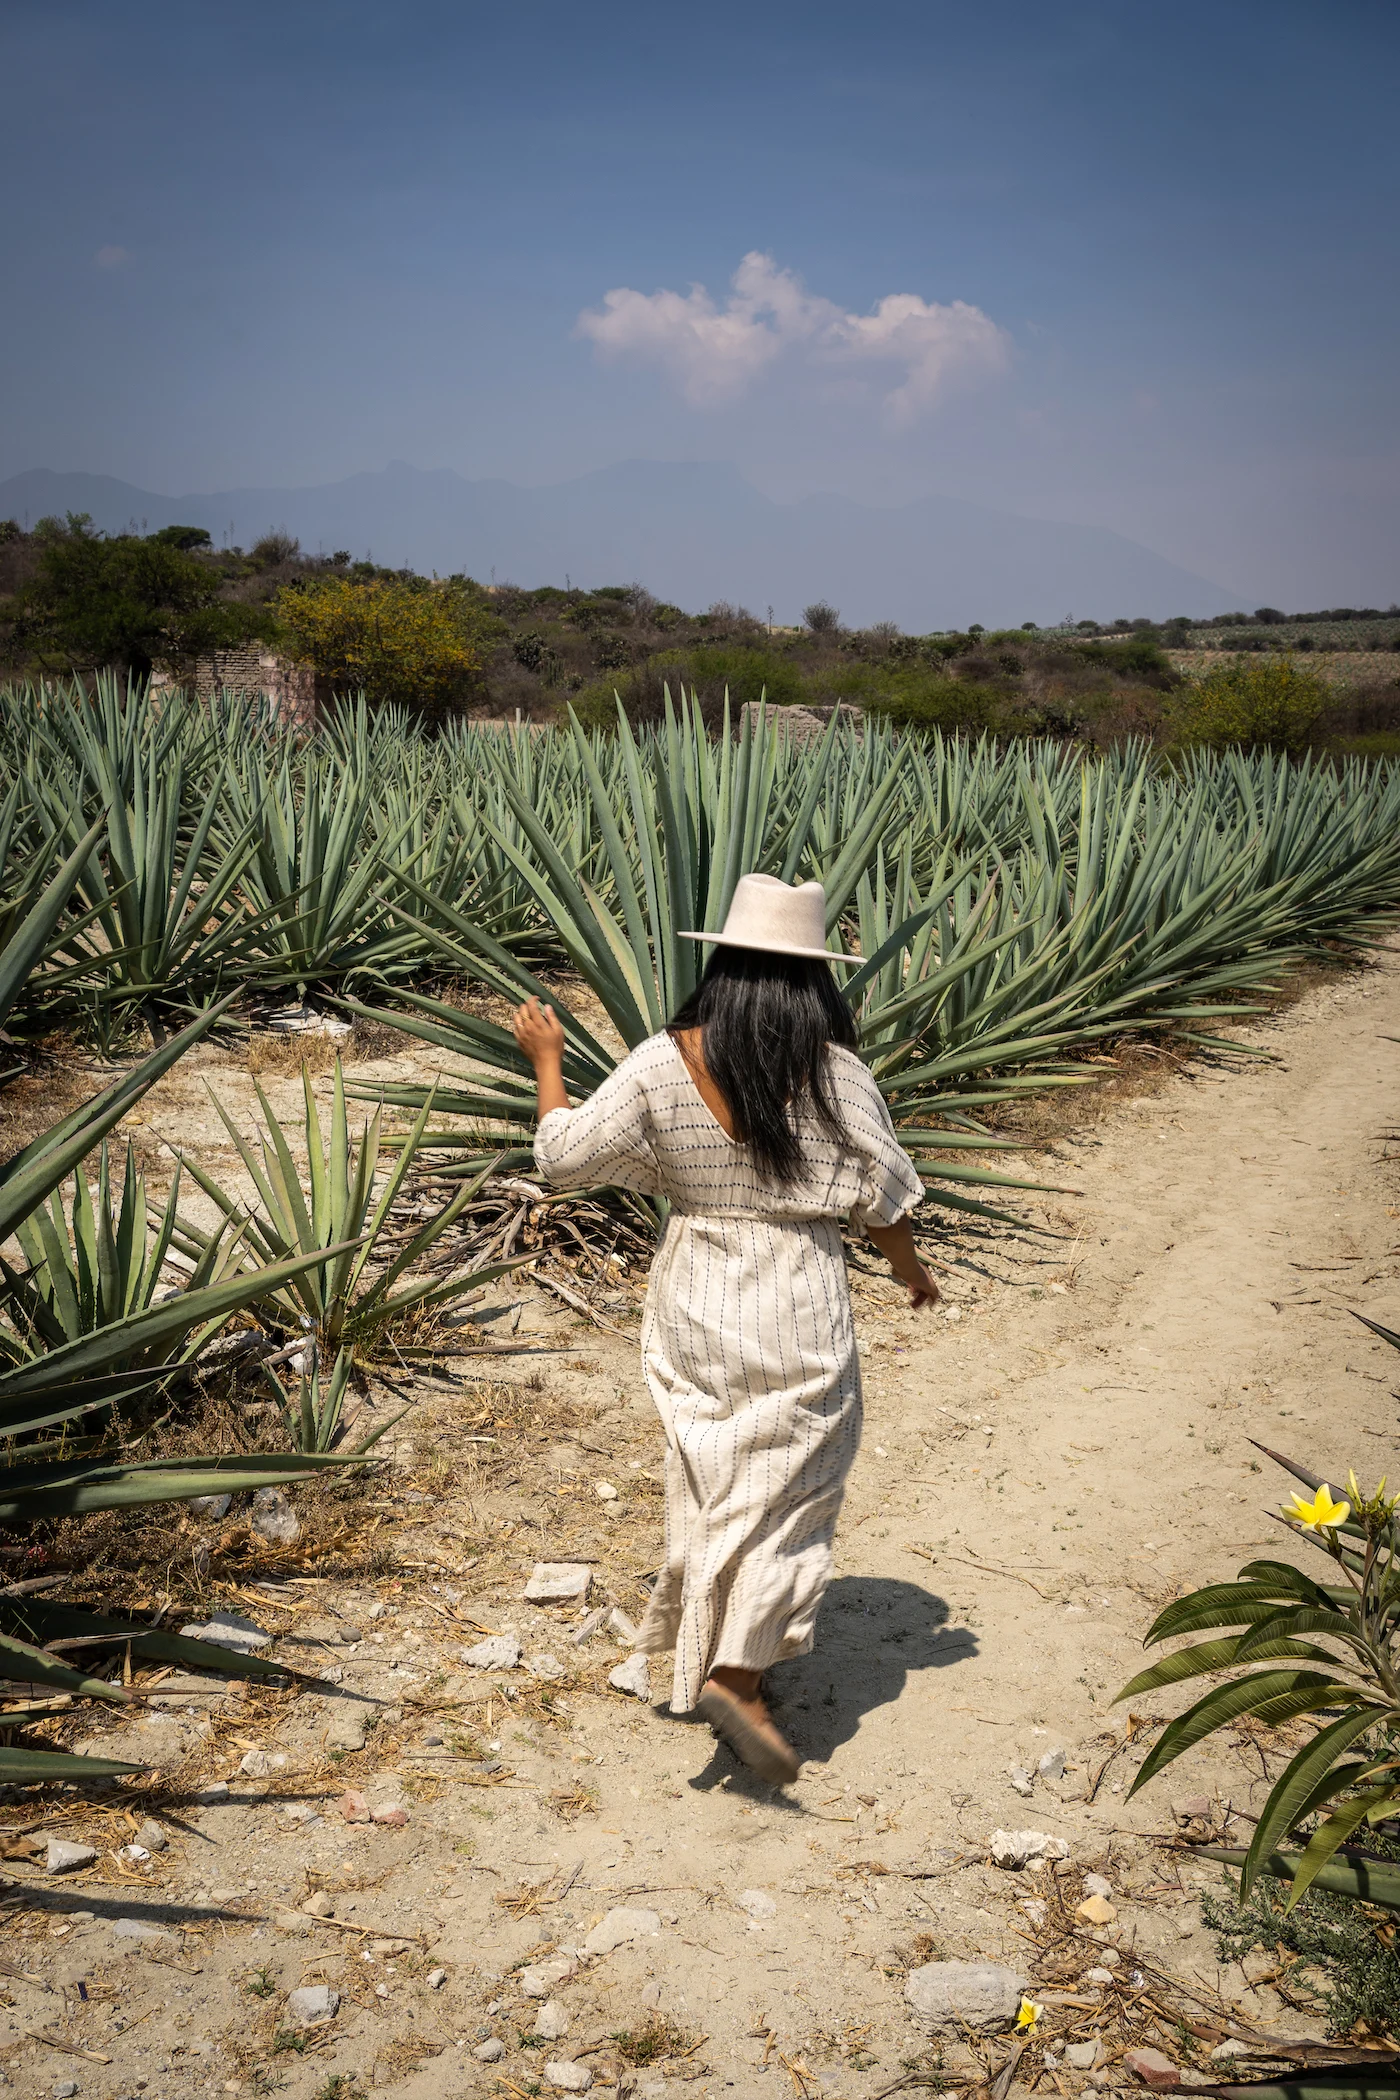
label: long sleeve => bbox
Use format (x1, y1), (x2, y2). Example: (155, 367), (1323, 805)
(533, 1050), (663, 1197)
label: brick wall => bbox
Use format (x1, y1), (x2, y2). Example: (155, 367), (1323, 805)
(150, 650), (318, 728)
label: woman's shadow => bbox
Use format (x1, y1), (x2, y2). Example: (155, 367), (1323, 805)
(684, 1573), (977, 1793)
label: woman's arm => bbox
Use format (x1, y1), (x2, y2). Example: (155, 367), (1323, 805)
(864, 1216), (941, 1310)
(512, 996), (569, 1118)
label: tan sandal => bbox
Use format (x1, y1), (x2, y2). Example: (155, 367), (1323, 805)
(697, 1680), (801, 1785)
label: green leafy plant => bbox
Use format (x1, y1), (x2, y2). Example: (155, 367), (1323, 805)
(0, 1140), (248, 1368)
(1171, 655), (1331, 755)
(1120, 1359), (1400, 1910)
(174, 1060), (522, 1436)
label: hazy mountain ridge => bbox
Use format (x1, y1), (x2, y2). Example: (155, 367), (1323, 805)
(0, 460), (1242, 628)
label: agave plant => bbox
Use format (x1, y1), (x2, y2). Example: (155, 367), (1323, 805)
(345, 697), (1058, 1221)
(0, 1140), (248, 1369)
(1120, 1335), (1400, 1913)
(0, 993), (369, 1783)
(173, 1060), (525, 1394)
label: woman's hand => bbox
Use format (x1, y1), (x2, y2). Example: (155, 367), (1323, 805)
(865, 1218), (941, 1310)
(512, 994), (566, 1068)
(904, 1262), (941, 1311)
(512, 997), (569, 1118)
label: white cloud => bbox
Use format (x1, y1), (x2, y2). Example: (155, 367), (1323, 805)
(576, 251), (1009, 421)
(95, 245), (131, 269)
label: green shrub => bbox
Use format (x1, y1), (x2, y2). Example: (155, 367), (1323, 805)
(1201, 1863), (1400, 2039)
(1072, 636), (1171, 678)
(571, 644), (809, 727)
(856, 666), (1009, 733)
(1171, 654), (1331, 754)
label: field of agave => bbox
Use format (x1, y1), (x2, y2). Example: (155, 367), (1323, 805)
(6, 675), (1400, 1150)
(3, 673), (1400, 1782)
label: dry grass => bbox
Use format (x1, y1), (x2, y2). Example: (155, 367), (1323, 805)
(245, 1020), (405, 1080)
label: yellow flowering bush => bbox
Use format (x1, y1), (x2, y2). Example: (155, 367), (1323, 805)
(274, 575), (484, 722)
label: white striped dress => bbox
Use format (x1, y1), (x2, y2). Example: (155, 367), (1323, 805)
(534, 1031), (923, 1714)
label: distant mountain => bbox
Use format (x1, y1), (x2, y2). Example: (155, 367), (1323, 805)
(0, 460), (1243, 628)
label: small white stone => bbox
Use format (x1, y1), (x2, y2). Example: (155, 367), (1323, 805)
(581, 1906), (661, 1957)
(1009, 1766), (1035, 1797)
(737, 1888), (777, 1920)
(462, 1634), (522, 1671)
(427, 1967), (447, 1988)
(1065, 2040), (1104, 2070)
(608, 1653), (651, 1701)
(251, 1486), (301, 1546)
(180, 1610), (271, 1653)
(594, 1480), (619, 1501)
(474, 2039), (506, 2062)
(1037, 1747), (1068, 1781)
(285, 1984), (339, 2026)
(535, 1999), (570, 2040)
(239, 1748), (288, 1778)
(45, 1839), (98, 1874)
(518, 1957), (576, 1998)
(544, 2062), (592, 2092)
(1085, 1966), (1117, 1986)
(529, 1653), (567, 1682)
(990, 1829), (1069, 1869)
(1083, 1872), (1114, 1900)
(114, 1917), (171, 1941)
(524, 1562), (592, 1605)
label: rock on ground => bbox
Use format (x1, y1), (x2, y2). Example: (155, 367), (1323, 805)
(462, 1634), (522, 1670)
(544, 2062), (593, 2092)
(524, 1562), (593, 1603)
(1124, 2048), (1182, 2089)
(608, 1652), (651, 1700)
(251, 1486), (301, 1545)
(582, 1906), (661, 1956)
(905, 1961), (1028, 2032)
(45, 1839), (97, 1874)
(519, 1957), (577, 1997)
(179, 1610), (270, 1652)
(989, 1829), (1070, 1868)
(285, 1984), (340, 2027)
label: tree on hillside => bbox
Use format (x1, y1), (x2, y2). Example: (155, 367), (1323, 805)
(273, 575), (487, 722)
(8, 525), (267, 678)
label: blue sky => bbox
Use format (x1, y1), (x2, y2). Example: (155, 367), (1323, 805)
(1, 0), (1397, 603)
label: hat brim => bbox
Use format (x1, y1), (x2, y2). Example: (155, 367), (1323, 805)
(677, 931), (861, 967)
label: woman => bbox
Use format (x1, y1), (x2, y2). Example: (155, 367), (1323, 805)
(512, 873), (939, 1784)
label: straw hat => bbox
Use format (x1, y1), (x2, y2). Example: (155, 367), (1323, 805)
(679, 873), (858, 967)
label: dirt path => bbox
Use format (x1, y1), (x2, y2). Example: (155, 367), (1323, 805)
(8, 952), (1399, 2099)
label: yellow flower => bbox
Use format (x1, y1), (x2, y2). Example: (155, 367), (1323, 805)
(1283, 1483), (1351, 1532)
(1016, 1998), (1043, 2031)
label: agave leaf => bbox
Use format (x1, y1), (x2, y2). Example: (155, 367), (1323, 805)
(1351, 1309), (1400, 1353)
(0, 1624), (131, 1704)
(0, 812), (107, 1033)
(0, 1745), (142, 1784)
(0, 1449), (365, 1525)
(1202, 1843), (1400, 1915)
(0, 1596), (291, 1680)
(0, 1235), (364, 1412)
(0, 997), (234, 1243)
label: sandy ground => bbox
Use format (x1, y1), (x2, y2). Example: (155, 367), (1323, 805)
(2, 949), (1398, 2099)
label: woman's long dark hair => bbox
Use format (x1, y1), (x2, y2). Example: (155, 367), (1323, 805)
(667, 945), (858, 1184)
